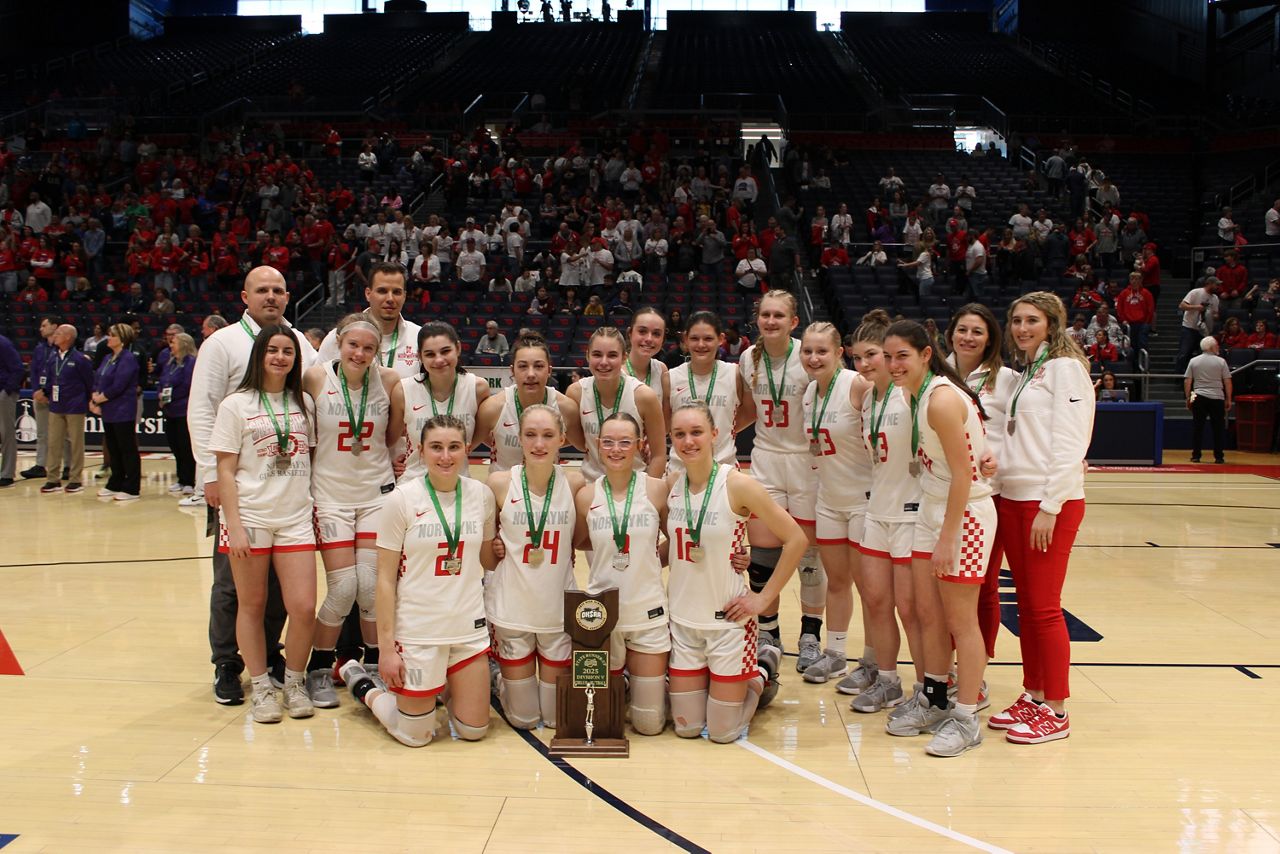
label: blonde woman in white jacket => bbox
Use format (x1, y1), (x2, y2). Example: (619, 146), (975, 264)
(988, 292), (1095, 745)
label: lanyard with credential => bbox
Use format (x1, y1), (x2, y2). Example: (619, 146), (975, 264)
(425, 476), (464, 571)
(907, 372), (934, 477)
(866, 382), (894, 462)
(606, 471), (637, 568)
(809, 369), (841, 455)
(682, 463), (718, 563)
(337, 363), (370, 457)
(520, 466), (556, 567)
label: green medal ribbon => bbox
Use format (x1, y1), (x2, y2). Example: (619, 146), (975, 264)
(867, 382), (895, 450)
(1009, 350), (1051, 423)
(591, 379), (623, 434)
(520, 466), (556, 551)
(383, 325), (400, 368)
(259, 391), (291, 455)
(683, 463), (719, 548)
(337, 363), (369, 441)
(424, 476), (463, 558)
(908, 372), (935, 460)
(238, 317), (256, 341)
(624, 357), (652, 388)
(430, 373), (458, 417)
(606, 471), (637, 553)
(811, 368), (842, 443)
(514, 386), (550, 422)
(762, 339), (793, 408)
(688, 361), (719, 406)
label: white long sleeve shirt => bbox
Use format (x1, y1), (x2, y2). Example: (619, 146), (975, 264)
(996, 346), (1095, 514)
(188, 315), (317, 485)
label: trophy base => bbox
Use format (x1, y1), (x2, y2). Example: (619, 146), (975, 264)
(547, 737), (630, 758)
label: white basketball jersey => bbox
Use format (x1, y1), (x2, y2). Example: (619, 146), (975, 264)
(402, 372), (479, 483)
(491, 385), (554, 473)
(624, 357), (666, 397)
(312, 361), (394, 507)
(803, 370), (871, 512)
(861, 384), (921, 523)
(667, 466), (749, 630)
(668, 360), (739, 471)
(488, 465), (579, 633)
(739, 341), (809, 454)
(586, 475), (666, 632)
(578, 375), (644, 481)
(208, 389), (315, 529)
(916, 378), (993, 503)
(378, 475), (492, 646)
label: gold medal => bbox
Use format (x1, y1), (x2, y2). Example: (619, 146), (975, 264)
(527, 547), (545, 567)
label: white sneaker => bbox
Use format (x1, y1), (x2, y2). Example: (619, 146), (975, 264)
(178, 493), (205, 506)
(167, 482), (184, 493)
(113, 492), (140, 502)
(97, 487), (118, 497)
(886, 698), (951, 737)
(284, 679), (315, 719)
(926, 711), (984, 757)
(181, 485), (195, 495)
(251, 686), (284, 724)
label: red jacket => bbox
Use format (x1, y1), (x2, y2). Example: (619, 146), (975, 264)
(1087, 342), (1118, 363)
(265, 245), (290, 274)
(1115, 286), (1155, 325)
(1215, 263), (1248, 299)
(1246, 332), (1277, 350)
(1218, 330), (1249, 350)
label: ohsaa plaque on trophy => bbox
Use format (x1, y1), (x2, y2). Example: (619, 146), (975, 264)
(548, 588), (630, 758)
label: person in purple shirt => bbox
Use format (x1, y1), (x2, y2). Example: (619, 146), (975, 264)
(37, 324), (95, 494)
(22, 315), (62, 480)
(0, 332), (23, 486)
(90, 322), (142, 501)
(158, 332), (197, 495)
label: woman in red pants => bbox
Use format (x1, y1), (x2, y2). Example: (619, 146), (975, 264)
(945, 305), (1017, 670)
(990, 292), (1094, 744)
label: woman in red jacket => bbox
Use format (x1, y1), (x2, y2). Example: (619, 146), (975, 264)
(1216, 317), (1249, 351)
(1246, 319), (1276, 350)
(1086, 330), (1118, 364)
(29, 235), (57, 285)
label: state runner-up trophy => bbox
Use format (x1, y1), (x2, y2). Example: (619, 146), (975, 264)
(548, 589), (630, 758)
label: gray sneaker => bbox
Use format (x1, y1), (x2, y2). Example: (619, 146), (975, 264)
(757, 644), (781, 708)
(925, 711), (984, 757)
(851, 678), (905, 713)
(886, 698), (951, 736)
(795, 633), (822, 672)
(802, 649), (849, 684)
(835, 659), (877, 695)
(888, 682), (925, 721)
(251, 686), (283, 724)
(307, 669), (339, 708)
(284, 679), (315, 719)
(759, 629), (783, 655)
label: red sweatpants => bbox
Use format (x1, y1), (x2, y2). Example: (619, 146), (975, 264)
(997, 497), (1085, 702)
(978, 494), (1005, 659)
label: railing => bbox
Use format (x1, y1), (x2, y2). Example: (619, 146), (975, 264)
(1015, 34), (1157, 119)
(293, 268), (355, 328)
(1188, 241), (1280, 278)
(1214, 155), (1280, 210)
(625, 31), (654, 112)
(1019, 144), (1037, 174)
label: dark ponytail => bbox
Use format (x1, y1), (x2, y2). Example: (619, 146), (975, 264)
(884, 320), (987, 420)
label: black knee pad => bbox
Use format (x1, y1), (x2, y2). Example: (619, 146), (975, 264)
(747, 546), (782, 592)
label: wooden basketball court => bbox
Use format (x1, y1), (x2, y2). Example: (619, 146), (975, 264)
(1, 452), (1278, 852)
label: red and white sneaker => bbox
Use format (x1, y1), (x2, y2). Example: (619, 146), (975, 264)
(1005, 704), (1070, 744)
(332, 656), (353, 687)
(987, 692), (1040, 730)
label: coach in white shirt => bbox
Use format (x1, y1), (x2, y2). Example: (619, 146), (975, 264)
(188, 266), (318, 705)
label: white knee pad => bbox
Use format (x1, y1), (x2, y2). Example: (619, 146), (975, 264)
(669, 689), (707, 738)
(628, 675), (666, 736)
(538, 679), (558, 729)
(370, 691), (436, 747)
(499, 675), (541, 730)
(800, 557), (828, 610)
(451, 714), (490, 741)
(317, 566), (358, 627)
(707, 696), (748, 744)
(355, 560), (378, 622)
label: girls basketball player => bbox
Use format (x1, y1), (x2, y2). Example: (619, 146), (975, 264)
(473, 334), (584, 473)
(485, 403), (585, 730)
(574, 413), (671, 735)
(797, 322), (877, 690)
(623, 306), (672, 402)
(846, 310), (922, 714)
(946, 305), (1018, 669)
(401, 322), (490, 482)
(665, 311), (749, 474)
(567, 326), (665, 481)
(989, 292), (1094, 744)
(208, 326), (317, 724)
(738, 291), (824, 670)
(303, 315), (405, 708)
(342, 414), (497, 747)
(881, 320), (995, 757)
(667, 402), (807, 743)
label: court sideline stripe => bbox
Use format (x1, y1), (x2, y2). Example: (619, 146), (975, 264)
(0, 555), (209, 569)
(491, 699), (710, 853)
(737, 740), (1013, 853)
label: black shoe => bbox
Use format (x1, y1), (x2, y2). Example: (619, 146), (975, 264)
(1214, 458), (1226, 464)
(20, 465), (46, 480)
(0, 478), (13, 488)
(214, 663), (244, 705)
(61, 467), (70, 481)
(1190, 456), (1201, 463)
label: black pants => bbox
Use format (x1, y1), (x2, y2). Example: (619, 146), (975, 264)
(103, 420), (140, 495)
(164, 415), (195, 487)
(1191, 396), (1226, 462)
